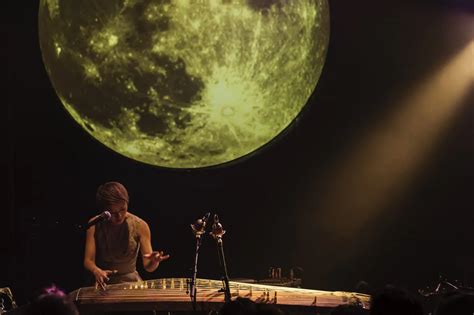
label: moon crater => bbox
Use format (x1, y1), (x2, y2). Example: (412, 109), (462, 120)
(39, 0), (329, 168)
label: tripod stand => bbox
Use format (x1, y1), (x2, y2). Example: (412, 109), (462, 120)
(210, 214), (231, 303)
(189, 212), (210, 311)
(418, 275), (474, 297)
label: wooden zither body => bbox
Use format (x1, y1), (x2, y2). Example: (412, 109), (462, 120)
(69, 278), (370, 314)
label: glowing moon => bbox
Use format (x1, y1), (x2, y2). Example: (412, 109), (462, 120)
(39, 0), (329, 168)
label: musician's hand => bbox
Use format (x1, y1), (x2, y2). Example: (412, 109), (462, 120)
(93, 268), (117, 290)
(143, 251), (170, 264)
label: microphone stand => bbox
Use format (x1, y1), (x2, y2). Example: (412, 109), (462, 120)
(189, 213), (210, 311)
(77, 211), (112, 231)
(210, 214), (231, 303)
(418, 275), (462, 297)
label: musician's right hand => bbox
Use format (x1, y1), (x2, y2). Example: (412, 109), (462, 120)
(93, 267), (117, 290)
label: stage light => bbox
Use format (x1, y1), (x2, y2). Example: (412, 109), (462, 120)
(313, 40), (473, 239)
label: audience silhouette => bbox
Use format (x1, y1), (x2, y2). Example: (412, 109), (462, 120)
(370, 285), (424, 315)
(25, 285), (78, 315)
(434, 292), (474, 315)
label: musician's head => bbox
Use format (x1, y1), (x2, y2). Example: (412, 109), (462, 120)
(96, 181), (129, 225)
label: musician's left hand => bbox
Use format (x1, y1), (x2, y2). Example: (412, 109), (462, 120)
(143, 251), (170, 263)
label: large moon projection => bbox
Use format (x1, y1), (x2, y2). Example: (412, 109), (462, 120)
(39, 0), (329, 168)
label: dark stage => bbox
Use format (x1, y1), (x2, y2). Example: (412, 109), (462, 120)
(4, 0), (474, 313)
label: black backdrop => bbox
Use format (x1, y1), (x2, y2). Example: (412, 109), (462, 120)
(4, 0), (474, 306)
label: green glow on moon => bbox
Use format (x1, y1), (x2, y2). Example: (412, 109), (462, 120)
(39, 0), (329, 168)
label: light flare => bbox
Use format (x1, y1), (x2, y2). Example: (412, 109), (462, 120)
(307, 40), (474, 240)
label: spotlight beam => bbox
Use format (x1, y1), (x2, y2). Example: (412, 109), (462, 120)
(312, 41), (473, 240)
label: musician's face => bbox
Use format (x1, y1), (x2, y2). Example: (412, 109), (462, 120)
(109, 201), (128, 225)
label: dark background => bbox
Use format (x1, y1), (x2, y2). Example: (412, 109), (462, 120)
(4, 0), (474, 306)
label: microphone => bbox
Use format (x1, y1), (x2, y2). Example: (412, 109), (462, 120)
(191, 212), (211, 238)
(210, 214), (226, 240)
(83, 211), (111, 230)
(202, 212), (211, 225)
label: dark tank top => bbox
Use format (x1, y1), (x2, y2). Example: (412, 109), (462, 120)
(94, 213), (142, 284)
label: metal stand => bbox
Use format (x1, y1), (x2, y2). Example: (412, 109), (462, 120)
(210, 214), (231, 303)
(418, 275), (467, 297)
(189, 213), (210, 311)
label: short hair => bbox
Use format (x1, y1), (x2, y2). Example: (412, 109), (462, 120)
(96, 181), (129, 210)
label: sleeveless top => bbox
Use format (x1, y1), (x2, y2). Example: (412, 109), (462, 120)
(94, 213), (142, 284)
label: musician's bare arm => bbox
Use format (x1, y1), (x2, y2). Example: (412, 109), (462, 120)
(139, 220), (169, 272)
(84, 217), (98, 273)
(84, 217), (116, 289)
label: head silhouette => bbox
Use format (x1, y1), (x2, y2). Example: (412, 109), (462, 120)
(27, 285), (78, 315)
(220, 298), (286, 315)
(220, 298), (258, 315)
(370, 286), (423, 315)
(435, 292), (474, 315)
(331, 304), (368, 315)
